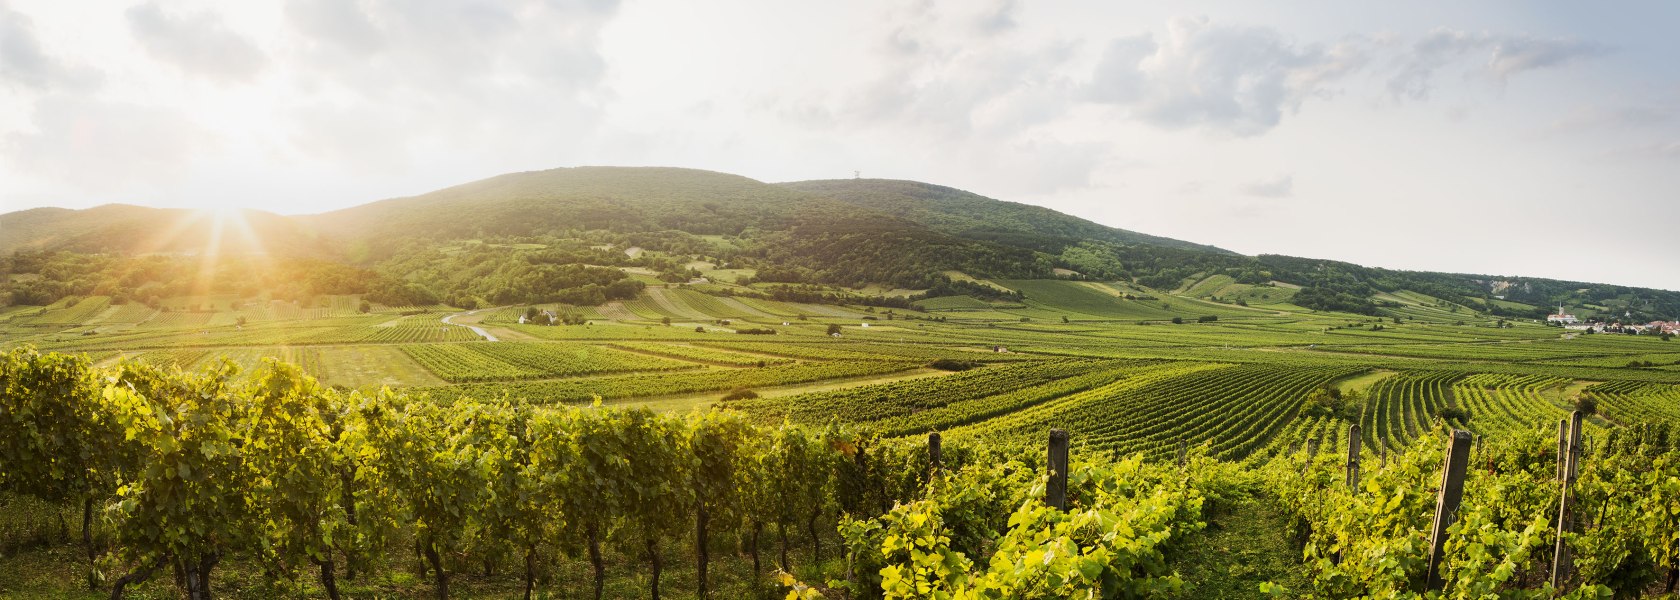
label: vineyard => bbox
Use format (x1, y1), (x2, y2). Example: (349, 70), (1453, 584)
(5, 348), (1680, 600)
(4, 279), (1680, 598)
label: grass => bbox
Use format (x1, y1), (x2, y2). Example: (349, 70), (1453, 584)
(1177, 494), (1311, 599)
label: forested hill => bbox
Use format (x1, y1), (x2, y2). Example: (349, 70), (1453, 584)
(780, 178), (1227, 254)
(302, 166), (1052, 288)
(306, 167), (826, 241)
(1, 166), (1677, 319)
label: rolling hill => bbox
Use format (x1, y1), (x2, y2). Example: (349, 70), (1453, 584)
(780, 178), (1227, 254)
(1, 165), (1677, 320)
(0, 204), (327, 257)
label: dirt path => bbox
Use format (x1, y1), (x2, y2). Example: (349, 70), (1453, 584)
(442, 309), (498, 342)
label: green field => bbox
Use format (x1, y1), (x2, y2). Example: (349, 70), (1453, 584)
(5, 281), (1680, 599)
(7, 281), (1675, 437)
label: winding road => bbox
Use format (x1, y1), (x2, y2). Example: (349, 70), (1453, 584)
(442, 309), (498, 342)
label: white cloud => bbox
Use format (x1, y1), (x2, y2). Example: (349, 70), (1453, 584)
(3, 96), (213, 191)
(1388, 29), (1609, 100)
(126, 1), (270, 83)
(1241, 175), (1293, 198)
(0, 3), (100, 91)
(1087, 17), (1368, 136)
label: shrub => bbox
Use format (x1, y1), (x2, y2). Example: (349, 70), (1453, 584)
(720, 388), (759, 401)
(928, 359), (983, 372)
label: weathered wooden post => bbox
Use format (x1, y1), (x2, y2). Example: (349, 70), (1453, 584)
(1557, 418), (1569, 481)
(928, 432), (942, 476)
(1176, 438), (1189, 468)
(1047, 429), (1069, 512)
(1346, 424), (1362, 489)
(1425, 429), (1473, 591)
(1553, 410), (1584, 588)
(1301, 436), (1321, 476)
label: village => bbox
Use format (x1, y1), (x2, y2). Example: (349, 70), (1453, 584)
(1546, 304), (1680, 335)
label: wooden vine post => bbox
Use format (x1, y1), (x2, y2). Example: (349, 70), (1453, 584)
(1425, 429), (1473, 591)
(1047, 429), (1069, 512)
(1556, 418), (1569, 481)
(928, 432), (942, 477)
(1552, 410), (1584, 589)
(1176, 438), (1188, 468)
(1346, 424), (1362, 489)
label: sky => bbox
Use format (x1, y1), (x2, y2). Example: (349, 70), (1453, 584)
(2, 1), (1677, 291)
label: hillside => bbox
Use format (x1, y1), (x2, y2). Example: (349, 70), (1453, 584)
(2, 166), (1677, 320)
(307, 167), (825, 240)
(780, 178), (1226, 254)
(0, 204), (326, 257)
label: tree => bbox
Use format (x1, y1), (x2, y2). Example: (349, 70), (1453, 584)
(1171, 317), (1184, 324)
(827, 324), (843, 336)
(661, 316), (672, 326)
(358, 300), (372, 314)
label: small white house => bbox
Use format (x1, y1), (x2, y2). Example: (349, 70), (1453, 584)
(860, 323), (870, 328)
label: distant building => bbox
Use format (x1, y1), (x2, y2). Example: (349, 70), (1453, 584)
(1546, 303), (1579, 325)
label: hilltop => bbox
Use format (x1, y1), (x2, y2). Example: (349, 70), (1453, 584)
(779, 178), (1229, 254)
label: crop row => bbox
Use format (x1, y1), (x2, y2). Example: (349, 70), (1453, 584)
(400, 342), (696, 383)
(420, 359), (921, 405)
(608, 342), (794, 367)
(1359, 370), (1463, 453)
(1449, 373), (1573, 439)
(1584, 380), (1680, 426)
(733, 359), (1105, 425)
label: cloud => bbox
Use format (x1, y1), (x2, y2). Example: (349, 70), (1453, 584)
(1389, 29), (1609, 100)
(973, 0), (1019, 35)
(277, 0), (622, 172)
(1241, 174), (1293, 198)
(3, 96), (212, 190)
(0, 3), (100, 91)
(125, 2), (269, 83)
(1087, 17), (1368, 136)
(785, 2), (1080, 140)
(284, 0), (618, 98)
(1604, 141), (1680, 161)
(1546, 105), (1670, 135)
